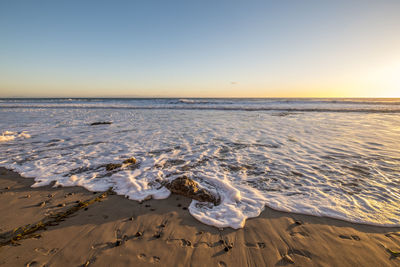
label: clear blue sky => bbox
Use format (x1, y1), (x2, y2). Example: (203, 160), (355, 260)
(1, 0), (400, 97)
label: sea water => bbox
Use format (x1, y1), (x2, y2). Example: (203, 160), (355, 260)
(0, 98), (399, 229)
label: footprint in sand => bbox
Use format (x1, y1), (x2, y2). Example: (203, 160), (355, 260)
(138, 253), (147, 261)
(180, 239), (192, 247)
(166, 238), (192, 247)
(115, 229), (122, 239)
(153, 232), (162, 239)
(339, 234), (360, 241)
(385, 232), (400, 238)
(287, 248), (312, 259)
(26, 261), (39, 267)
(290, 231), (309, 237)
(34, 247), (58, 256)
(150, 256), (160, 263)
(244, 242), (265, 249)
(276, 249), (311, 265)
(158, 222), (167, 228)
(82, 258), (96, 267)
(137, 253), (160, 263)
(245, 242), (257, 248)
(193, 241), (212, 248)
(257, 242), (266, 248)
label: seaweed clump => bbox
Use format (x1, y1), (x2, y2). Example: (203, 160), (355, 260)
(105, 157), (137, 172)
(123, 157), (136, 164)
(90, 121), (112, 126)
(387, 248), (400, 258)
(105, 163), (122, 171)
(0, 189), (113, 247)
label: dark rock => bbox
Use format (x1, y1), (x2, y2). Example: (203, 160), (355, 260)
(57, 203), (66, 207)
(105, 163), (122, 171)
(165, 176), (220, 205)
(129, 217), (134, 221)
(90, 121), (112, 126)
(182, 207), (187, 210)
(122, 157), (136, 164)
(115, 240), (122, 246)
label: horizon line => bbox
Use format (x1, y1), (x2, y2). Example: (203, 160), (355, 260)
(1, 96), (400, 99)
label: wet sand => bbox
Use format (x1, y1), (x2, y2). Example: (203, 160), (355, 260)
(0, 167), (399, 266)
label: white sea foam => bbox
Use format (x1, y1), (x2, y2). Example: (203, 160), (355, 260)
(18, 132), (31, 139)
(0, 98), (400, 228)
(0, 130), (30, 142)
(3, 131), (16, 135)
(0, 135), (15, 142)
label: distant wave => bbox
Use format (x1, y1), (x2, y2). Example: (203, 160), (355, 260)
(178, 98), (207, 104)
(1, 98), (400, 105)
(1, 104), (400, 113)
(176, 98), (236, 105)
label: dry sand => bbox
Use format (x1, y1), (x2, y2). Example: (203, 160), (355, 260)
(0, 167), (399, 267)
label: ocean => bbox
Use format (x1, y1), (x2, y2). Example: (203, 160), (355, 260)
(0, 98), (399, 229)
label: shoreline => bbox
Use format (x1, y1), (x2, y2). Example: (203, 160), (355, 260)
(1, 167), (399, 266)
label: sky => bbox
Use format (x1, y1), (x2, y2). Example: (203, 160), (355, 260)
(0, 0), (400, 98)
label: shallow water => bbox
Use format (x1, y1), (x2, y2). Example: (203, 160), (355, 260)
(1, 98), (399, 228)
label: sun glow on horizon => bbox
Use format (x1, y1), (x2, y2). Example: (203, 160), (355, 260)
(366, 62), (400, 98)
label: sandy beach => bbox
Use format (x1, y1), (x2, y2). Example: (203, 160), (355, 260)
(2, 0), (400, 265)
(0, 167), (399, 266)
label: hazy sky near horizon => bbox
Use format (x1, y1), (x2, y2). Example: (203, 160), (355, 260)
(1, 0), (400, 98)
